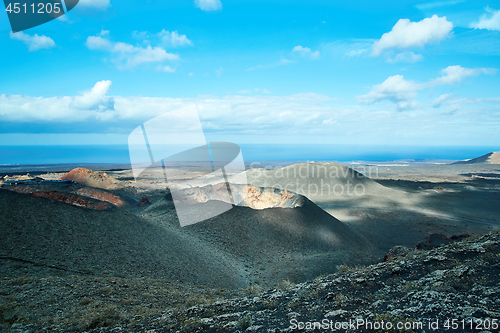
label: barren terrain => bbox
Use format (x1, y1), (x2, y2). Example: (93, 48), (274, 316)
(1, 160), (499, 332)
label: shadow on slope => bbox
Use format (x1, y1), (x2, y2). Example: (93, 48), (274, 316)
(0, 189), (245, 289)
(184, 197), (373, 285)
(1, 189), (372, 288)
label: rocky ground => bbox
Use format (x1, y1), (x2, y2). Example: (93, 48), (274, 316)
(1, 232), (499, 332)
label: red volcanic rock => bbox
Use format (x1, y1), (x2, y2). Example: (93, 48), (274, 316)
(59, 168), (120, 190)
(3, 185), (111, 210)
(76, 188), (126, 207)
(31, 191), (110, 210)
(140, 197), (151, 207)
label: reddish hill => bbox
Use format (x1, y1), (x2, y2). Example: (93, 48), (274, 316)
(59, 168), (121, 190)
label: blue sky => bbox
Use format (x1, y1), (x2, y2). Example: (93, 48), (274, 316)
(0, 0), (499, 148)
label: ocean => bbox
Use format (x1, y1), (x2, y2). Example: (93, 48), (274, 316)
(1, 144), (499, 166)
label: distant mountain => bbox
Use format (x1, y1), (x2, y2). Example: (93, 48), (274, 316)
(453, 151), (500, 164)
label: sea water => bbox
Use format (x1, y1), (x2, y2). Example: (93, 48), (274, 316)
(1, 144), (499, 166)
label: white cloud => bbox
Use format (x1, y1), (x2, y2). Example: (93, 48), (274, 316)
(188, 73), (195, 77)
(431, 94), (500, 108)
(395, 101), (418, 110)
(86, 30), (112, 50)
(356, 75), (421, 105)
(117, 44), (178, 67)
(71, 80), (114, 111)
(195, 0), (222, 11)
(387, 52), (423, 63)
(429, 65), (497, 85)
(292, 45), (320, 59)
(347, 49), (366, 57)
(158, 30), (193, 47)
(431, 93), (454, 107)
(262, 89), (271, 94)
(372, 15), (453, 56)
(0, 81), (115, 122)
(470, 7), (500, 31)
(10, 32), (55, 51)
(156, 65), (176, 73)
(86, 32), (179, 69)
(78, 0), (111, 10)
(86, 35), (112, 50)
(357, 65), (496, 109)
(215, 67), (223, 77)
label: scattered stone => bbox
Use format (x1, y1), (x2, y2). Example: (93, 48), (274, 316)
(383, 245), (410, 262)
(140, 197), (151, 207)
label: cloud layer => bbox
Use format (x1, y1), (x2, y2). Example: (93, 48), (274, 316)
(0, 81), (335, 132)
(1, 80), (499, 145)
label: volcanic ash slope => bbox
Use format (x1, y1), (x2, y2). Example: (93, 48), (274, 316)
(0, 189), (246, 289)
(185, 197), (373, 286)
(237, 162), (418, 209)
(1, 183), (373, 288)
(231, 162), (497, 255)
(140, 186), (374, 287)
